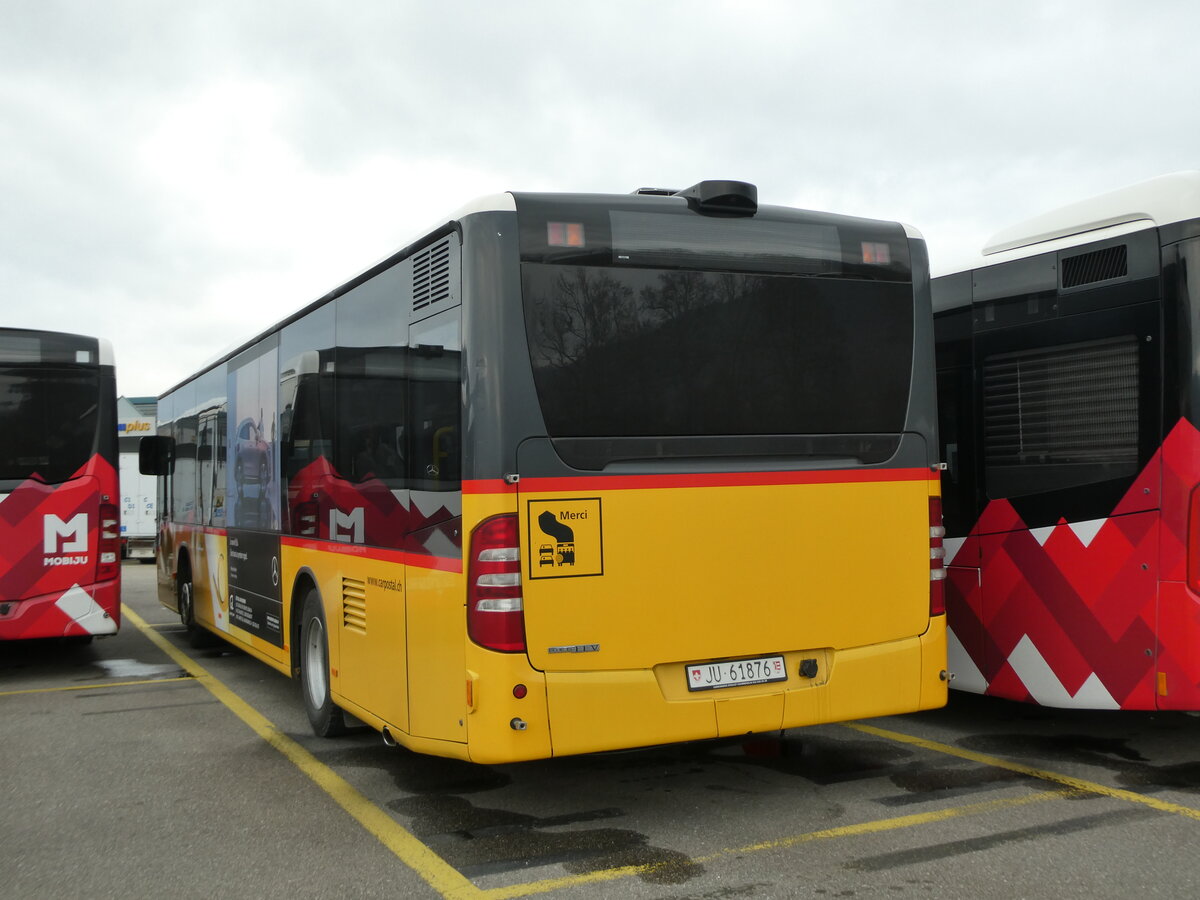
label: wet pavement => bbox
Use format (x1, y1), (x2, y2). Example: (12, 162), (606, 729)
(2, 562), (1198, 899)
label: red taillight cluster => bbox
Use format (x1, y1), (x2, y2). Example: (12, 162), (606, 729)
(929, 496), (946, 616)
(99, 502), (120, 581)
(467, 514), (526, 653)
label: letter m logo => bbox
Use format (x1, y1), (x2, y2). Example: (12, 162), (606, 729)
(329, 507), (364, 544)
(44, 513), (88, 553)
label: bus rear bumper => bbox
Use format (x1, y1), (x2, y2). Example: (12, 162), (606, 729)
(0, 580), (121, 639)
(540, 625), (948, 758)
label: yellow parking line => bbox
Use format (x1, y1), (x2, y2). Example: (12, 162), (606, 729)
(846, 721), (1200, 822)
(123, 605), (482, 900)
(709, 787), (1073, 855)
(478, 789), (1069, 899)
(0, 676), (192, 697)
(119, 607), (1164, 900)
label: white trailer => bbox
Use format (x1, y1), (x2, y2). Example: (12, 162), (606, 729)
(117, 397), (157, 560)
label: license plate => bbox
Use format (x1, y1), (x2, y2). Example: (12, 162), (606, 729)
(686, 655), (787, 692)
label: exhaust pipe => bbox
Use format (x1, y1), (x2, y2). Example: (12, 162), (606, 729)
(381, 727), (399, 748)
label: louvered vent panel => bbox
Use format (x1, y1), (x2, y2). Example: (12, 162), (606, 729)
(1061, 245), (1128, 289)
(412, 239), (452, 312)
(983, 336), (1138, 469)
(342, 576), (367, 635)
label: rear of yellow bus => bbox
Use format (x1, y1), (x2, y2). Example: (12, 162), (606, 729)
(458, 183), (946, 762)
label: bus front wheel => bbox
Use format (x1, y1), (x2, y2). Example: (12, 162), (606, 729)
(177, 565), (213, 649)
(300, 588), (347, 737)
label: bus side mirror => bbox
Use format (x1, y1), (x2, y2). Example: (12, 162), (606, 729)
(139, 435), (175, 476)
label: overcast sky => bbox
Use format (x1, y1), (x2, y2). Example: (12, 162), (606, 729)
(3, 1), (1198, 397)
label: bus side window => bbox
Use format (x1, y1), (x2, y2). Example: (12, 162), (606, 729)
(409, 310), (461, 495)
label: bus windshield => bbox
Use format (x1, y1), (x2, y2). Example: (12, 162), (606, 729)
(0, 367), (101, 483)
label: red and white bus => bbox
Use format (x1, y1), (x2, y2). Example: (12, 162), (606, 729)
(934, 171), (1200, 710)
(0, 328), (121, 640)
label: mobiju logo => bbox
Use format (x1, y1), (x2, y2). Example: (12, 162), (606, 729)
(329, 507), (365, 544)
(44, 513), (90, 566)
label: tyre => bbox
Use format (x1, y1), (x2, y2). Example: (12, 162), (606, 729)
(177, 564), (214, 649)
(300, 588), (347, 737)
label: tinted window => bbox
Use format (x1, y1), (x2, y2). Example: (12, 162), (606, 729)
(192, 367), (227, 528)
(409, 312), (461, 496)
(522, 265), (913, 445)
(169, 382), (196, 521)
(227, 343), (279, 530)
(0, 367), (101, 483)
(279, 304), (335, 525)
(334, 268), (408, 488)
(335, 348), (408, 486)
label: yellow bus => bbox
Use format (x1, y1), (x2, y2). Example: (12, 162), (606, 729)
(141, 181), (947, 763)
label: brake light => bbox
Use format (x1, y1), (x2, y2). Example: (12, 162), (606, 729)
(929, 495), (946, 616)
(99, 502), (120, 581)
(1187, 485), (1200, 595)
(467, 514), (526, 652)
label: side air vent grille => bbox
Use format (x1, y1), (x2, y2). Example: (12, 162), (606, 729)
(413, 239), (452, 312)
(982, 336), (1139, 497)
(342, 576), (367, 635)
(1061, 245), (1128, 289)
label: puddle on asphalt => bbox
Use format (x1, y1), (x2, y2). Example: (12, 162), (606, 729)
(92, 658), (185, 679)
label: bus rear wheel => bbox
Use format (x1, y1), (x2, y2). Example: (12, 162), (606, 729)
(300, 588), (347, 737)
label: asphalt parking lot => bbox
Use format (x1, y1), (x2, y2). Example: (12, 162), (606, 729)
(2, 562), (1198, 899)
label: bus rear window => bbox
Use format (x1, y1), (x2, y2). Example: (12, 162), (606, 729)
(521, 265), (913, 466)
(0, 368), (101, 483)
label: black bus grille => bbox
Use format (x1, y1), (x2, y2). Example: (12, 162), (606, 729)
(983, 336), (1138, 471)
(1060, 245), (1128, 289)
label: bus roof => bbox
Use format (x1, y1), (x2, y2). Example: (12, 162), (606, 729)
(938, 170), (1200, 277)
(0, 327), (114, 367)
(160, 185), (923, 399)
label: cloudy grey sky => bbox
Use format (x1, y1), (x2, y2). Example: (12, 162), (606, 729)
(3, 1), (1198, 396)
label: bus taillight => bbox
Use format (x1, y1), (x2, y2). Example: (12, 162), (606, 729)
(468, 514), (526, 653)
(99, 502), (120, 581)
(929, 496), (946, 616)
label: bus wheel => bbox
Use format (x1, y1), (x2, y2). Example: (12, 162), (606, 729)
(178, 568), (213, 649)
(300, 588), (347, 737)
